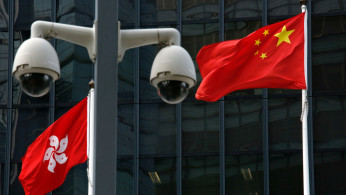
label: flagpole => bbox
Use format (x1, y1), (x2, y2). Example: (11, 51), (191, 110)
(301, 1), (310, 195)
(87, 81), (95, 195)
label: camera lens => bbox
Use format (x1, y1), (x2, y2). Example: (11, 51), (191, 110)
(19, 73), (52, 97)
(157, 80), (189, 104)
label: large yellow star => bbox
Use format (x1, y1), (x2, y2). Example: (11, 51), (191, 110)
(274, 25), (295, 46)
(260, 53), (267, 60)
(263, 29), (269, 36)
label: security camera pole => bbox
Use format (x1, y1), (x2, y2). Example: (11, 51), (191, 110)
(13, 1), (195, 193)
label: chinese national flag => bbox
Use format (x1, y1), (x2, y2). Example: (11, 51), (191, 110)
(196, 12), (307, 102)
(19, 98), (88, 195)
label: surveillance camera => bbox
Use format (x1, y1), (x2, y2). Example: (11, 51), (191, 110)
(150, 45), (196, 104)
(12, 38), (60, 97)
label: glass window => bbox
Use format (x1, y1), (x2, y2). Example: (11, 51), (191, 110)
(268, 0), (301, 17)
(269, 97), (302, 151)
(0, 32), (7, 105)
(314, 152), (346, 194)
(117, 158), (134, 195)
(225, 0), (262, 19)
(9, 163), (24, 194)
(225, 99), (263, 153)
(312, 16), (346, 92)
(182, 0), (219, 23)
(119, 0), (136, 27)
(140, 103), (176, 156)
(11, 107), (49, 162)
(269, 153), (303, 195)
(312, 0), (346, 14)
(0, 0), (8, 28)
(15, 0), (51, 30)
(182, 102), (219, 154)
(0, 109), (6, 195)
(226, 155), (264, 195)
(118, 104), (134, 156)
(53, 163), (88, 194)
(139, 157), (176, 195)
(313, 96), (346, 149)
(140, 0), (177, 26)
(182, 156), (219, 195)
(118, 49), (135, 104)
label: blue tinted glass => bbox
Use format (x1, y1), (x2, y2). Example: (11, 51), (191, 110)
(313, 96), (346, 149)
(117, 158), (134, 195)
(119, 0), (135, 27)
(182, 101), (219, 154)
(269, 97), (302, 151)
(183, 0), (219, 22)
(139, 157), (176, 195)
(53, 163), (88, 194)
(140, 103), (176, 155)
(15, 0), (51, 30)
(118, 104), (134, 156)
(226, 155), (264, 194)
(268, 0), (301, 17)
(0, 109), (6, 192)
(225, 99), (263, 152)
(0, 32), (8, 105)
(141, 0), (177, 26)
(312, 0), (346, 14)
(118, 49), (135, 104)
(225, 0), (262, 19)
(182, 156), (219, 194)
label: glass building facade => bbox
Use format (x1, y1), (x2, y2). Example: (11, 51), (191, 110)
(1, 0), (346, 194)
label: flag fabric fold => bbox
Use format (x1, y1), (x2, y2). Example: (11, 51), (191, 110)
(196, 12), (306, 102)
(19, 98), (88, 195)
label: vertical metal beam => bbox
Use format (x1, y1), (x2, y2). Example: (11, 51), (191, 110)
(94, 0), (118, 194)
(4, 0), (14, 193)
(219, 1), (225, 195)
(306, 1), (315, 194)
(262, 1), (270, 195)
(176, 1), (182, 195)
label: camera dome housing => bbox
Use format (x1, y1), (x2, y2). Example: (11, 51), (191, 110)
(150, 45), (196, 104)
(12, 38), (60, 97)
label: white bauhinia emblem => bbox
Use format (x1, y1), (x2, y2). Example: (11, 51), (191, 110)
(43, 135), (68, 173)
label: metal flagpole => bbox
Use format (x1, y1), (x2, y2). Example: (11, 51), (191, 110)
(301, 1), (310, 195)
(87, 81), (95, 195)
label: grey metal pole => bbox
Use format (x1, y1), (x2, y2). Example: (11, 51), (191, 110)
(94, 0), (118, 194)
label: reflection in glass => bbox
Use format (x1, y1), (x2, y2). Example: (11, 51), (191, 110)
(141, 0), (177, 26)
(9, 163), (25, 194)
(53, 163), (88, 194)
(312, 0), (346, 14)
(139, 158), (176, 195)
(182, 102), (219, 154)
(270, 153), (303, 195)
(226, 155), (264, 194)
(118, 104), (134, 156)
(15, 0), (51, 30)
(182, 156), (219, 195)
(268, 0), (301, 17)
(0, 0), (8, 27)
(0, 109), (6, 194)
(225, 99), (262, 152)
(314, 152), (346, 194)
(0, 32), (8, 105)
(312, 16), (346, 92)
(182, 0), (219, 22)
(117, 158), (134, 195)
(269, 97), (302, 151)
(225, 0), (262, 19)
(119, 0), (135, 26)
(118, 49), (135, 104)
(11, 108), (49, 161)
(313, 96), (346, 149)
(140, 103), (176, 155)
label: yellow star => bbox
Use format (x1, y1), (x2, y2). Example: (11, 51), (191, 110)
(260, 53), (267, 60)
(254, 50), (259, 55)
(262, 29), (269, 36)
(274, 25), (295, 46)
(254, 39), (261, 46)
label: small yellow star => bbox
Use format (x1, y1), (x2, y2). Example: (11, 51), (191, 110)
(254, 39), (261, 46)
(274, 25), (295, 46)
(254, 50), (259, 55)
(260, 53), (267, 60)
(263, 29), (269, 36)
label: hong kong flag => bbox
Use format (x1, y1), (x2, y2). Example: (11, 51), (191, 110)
(19, 98), (88, 195)
(196, 12), (307, 102)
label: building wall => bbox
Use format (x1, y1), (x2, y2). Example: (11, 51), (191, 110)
(0, 0), (346, 195)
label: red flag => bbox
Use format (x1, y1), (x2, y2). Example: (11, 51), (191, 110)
(19, 98), (88, 195)
(196, 12), (306, 102)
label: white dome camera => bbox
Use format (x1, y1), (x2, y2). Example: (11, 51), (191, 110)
(150, 45), (196, 104)
(12, 38), (60, 97)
